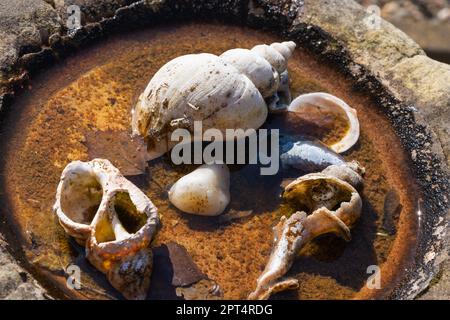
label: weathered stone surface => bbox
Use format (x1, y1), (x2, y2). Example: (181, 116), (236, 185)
(356, 0), (450, 56)
(0, 0), (61, 47)
(4, 283), (47, 300)
(419, 206), (450, 300)
(0, 33), (18, 75)
(53, 0), (138, 25)
(293, 0), (425, 74)
(0, 0), (47, 285)
(247, 0), (303, 30)
(0, 238), (46, 300)
(0, 0), (61, 92)
(420, 260), (450, 300)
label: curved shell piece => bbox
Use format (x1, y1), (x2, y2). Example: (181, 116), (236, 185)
(248, 212), (307, 300)
(322, 160), (365, 191)
(249, 172), (363, 300)
(53, 159), (160, 299)
(288, 92), (360, 153)
(283, 173), (362, 227)
(251, 41), (296, 74)
(168, 164), (230, 216)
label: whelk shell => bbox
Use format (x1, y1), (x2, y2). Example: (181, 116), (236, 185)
(53, 159), (160, 299)
(132, 42), (296, 159)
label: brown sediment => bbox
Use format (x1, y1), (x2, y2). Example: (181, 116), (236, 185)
(0, 23), (418, 300)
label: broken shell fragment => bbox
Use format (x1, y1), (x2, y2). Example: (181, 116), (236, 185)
(248, 212), (308, 300)
(249, 173), (362, 300)
(53, 159), (160, 299)
(322, 160), (365, 191)
(283, 173), (362, 227)
(288, 92), (360, 153)
(132, 42), (296, 159)
(168, 164), (230, 216)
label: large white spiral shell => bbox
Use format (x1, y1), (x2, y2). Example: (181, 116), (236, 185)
(132, 41), (296, 159)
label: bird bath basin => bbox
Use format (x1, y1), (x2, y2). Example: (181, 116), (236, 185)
(0, 22), (421, 300)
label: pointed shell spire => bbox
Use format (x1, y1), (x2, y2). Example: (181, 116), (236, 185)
(220, 48), (280, 98)
(251, 41), (296, 74)
(271, 41), (296, 60)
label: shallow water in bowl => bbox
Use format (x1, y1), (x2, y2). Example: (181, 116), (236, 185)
(0, 23), (419, 300)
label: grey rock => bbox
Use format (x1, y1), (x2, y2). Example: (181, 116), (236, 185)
(387, 55), (450, 165)
(5, 283), (47, 300)
(420, 260), (450, 300)
(247, 0), (303, 29)
(0, 0), (61, 50)
(0, 263), (23, 298)
(0, 32), (19, 81)
(292, 0), (425, 74)
(0, 238), (46, 300)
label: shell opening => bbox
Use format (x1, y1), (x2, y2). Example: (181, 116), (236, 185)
(94, 191), (149, 244)
(60, 169), (103, 225)
(54, 159), (159, 299)
(94, 215), (116, 244)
